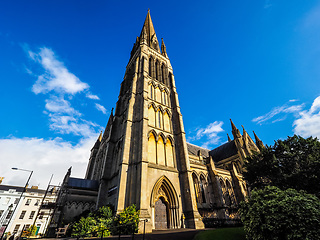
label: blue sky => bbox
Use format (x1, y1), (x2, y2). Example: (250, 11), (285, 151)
(1, 0), (320, 187)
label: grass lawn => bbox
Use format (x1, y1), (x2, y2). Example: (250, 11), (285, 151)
(193, 227), (246, 240)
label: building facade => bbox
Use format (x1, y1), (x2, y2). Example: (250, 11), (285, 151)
(0, 185), (57, 238)
(83, 11), (264, 233)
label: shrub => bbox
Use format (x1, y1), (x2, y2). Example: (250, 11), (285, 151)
(71, 206), (113, 237)
(239, 186), (320, 240)
(111, 204), (140, 235)
(71, 216), (96, 237)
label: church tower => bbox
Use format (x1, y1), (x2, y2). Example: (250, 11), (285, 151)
(86, 10), (204, 232)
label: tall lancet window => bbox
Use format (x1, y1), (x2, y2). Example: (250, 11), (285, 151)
(150, 84), (154, 99)
(149, 58), (153, 77)
(162, 91), (167, 105)
(157, 111), (162, 129)
(161, 64), (165, 84)
(155, 61), (159, 80)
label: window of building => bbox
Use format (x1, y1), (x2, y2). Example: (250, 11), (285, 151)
(34, 199), (40, 206)
(4, 197), (10, 205)
(13, 224), (20, 234)
(19, 210), (26, 219)
(14, 198), (19, 204)
(25, 224), (30, 230)
(25, 199), (31, 205)
(29, 211), (35, 219)
(39, 211), (44, 220)
(158, 111), (162, 128)
(6, 210), (13, 219)
(0, 210), (3, 217)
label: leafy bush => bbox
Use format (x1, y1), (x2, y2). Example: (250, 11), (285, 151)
(111, 205), (140, 235)
(239, 186), (320, 240)
(71, 206), (113, 237)
(71, 216), (96, 237)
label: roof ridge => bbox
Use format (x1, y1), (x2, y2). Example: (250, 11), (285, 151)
(186, 142), (210, 151)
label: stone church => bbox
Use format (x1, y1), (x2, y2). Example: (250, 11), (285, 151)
(53, 11), (264, 233)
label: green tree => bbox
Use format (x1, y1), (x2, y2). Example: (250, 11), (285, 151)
(244, 135), (320, 197)
(111, 204), (140, 235)
(71, 206), (113, 237)
(239, 186), (320, 240)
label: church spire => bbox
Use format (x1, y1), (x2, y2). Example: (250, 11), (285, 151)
(230, 119), (241, 139)
(161, 38), (168, 58)
(253, 131), (264, 149)
(227, 133), (232, 142)
(139, 10), (160, 52)
(241, 125), (248, 138)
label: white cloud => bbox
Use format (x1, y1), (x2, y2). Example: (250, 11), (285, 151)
(45, 96), (79, 115)
(86, 93), (100, 100)
(252, 101), (304, 125)
(293, 96), (320, 138)
(24, 46), (106, 137)
(189, 121), (224, 149)
(0, 136), (97, 187)
(48, 114), (100, 137)
(95, 103), (107, 114)
(30, 47), (89, 95)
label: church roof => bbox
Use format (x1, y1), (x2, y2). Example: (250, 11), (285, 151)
(68, 177), (99, 190)
(187, 143), (210, 158)
(209, 140), (238, 162)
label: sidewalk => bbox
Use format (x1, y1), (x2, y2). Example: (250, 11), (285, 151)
(41, 228), (206, 240)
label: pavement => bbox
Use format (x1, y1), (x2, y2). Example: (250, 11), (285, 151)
(41, 228), (207, 240)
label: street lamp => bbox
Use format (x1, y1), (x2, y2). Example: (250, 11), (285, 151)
(0, 168), (33, 240)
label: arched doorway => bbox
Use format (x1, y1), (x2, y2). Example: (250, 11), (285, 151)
(154, 197), (169, 229)
(151, 176), (179, 230)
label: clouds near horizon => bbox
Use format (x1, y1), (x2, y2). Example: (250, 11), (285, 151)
(0, 136), (95, 187)
(0, 46), (107, 187)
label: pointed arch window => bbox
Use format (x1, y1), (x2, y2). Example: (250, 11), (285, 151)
(168, 72), (173, 88)
(150, 84), (154, 99)
(155, 61), (159, 80)
(161, 64), (166, 84)
(162, 91), (167, 105)
(200, 175), (208, 203)
(157, 111), (162, 129)
(141, 56), (145, 74)
(165, 138), (175, 167)
(149, 58), (153, 77)
(226, 180), (236, 206)
(148, 133), (157, 164)
(220, 179), (232, 207)
(163, 111), (171, 132)
(192, 173), (200, 203)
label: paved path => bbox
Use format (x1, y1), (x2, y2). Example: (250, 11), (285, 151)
(107, 228), (204, 240)
(42, 228), (206, 240)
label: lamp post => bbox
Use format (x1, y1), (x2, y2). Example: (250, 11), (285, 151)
(0, 168), (33, 240)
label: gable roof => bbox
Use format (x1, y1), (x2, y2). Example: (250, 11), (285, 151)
(209, 140), (238, 162)
(187, 143), (210, 158)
